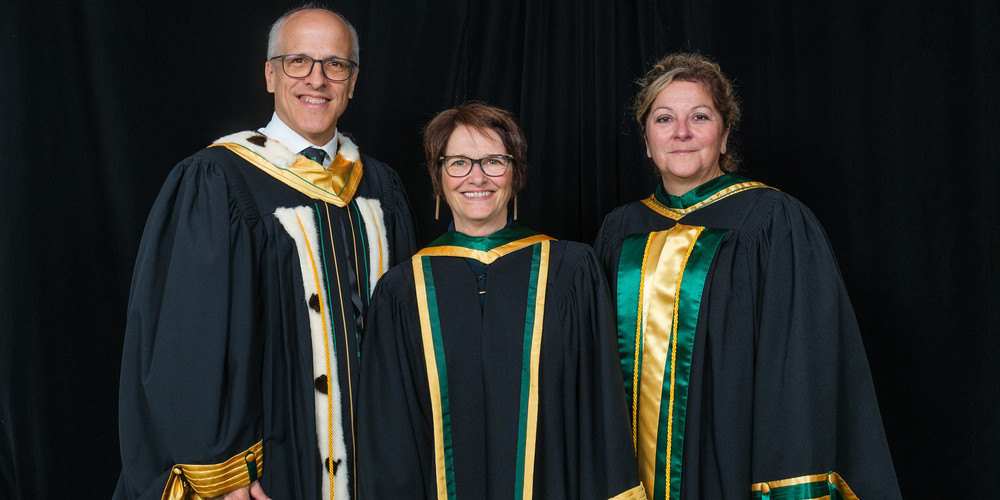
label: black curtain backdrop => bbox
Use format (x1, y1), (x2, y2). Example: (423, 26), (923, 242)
(2, 0), (997, 497)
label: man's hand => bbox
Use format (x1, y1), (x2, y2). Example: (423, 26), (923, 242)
(210, 480), (271, 500)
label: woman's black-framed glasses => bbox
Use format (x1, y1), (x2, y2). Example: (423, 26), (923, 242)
(270, 54), (358, 81)
(439, 155), (513, 177)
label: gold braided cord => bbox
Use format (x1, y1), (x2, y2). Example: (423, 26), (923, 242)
(663, 227), (701, 497)
(294, 212), (336, 499)
(632, 236), (654, 455)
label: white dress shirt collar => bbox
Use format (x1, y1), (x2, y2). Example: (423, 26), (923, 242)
(258, 112), (338, 168)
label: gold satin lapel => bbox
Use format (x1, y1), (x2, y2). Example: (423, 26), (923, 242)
(635, 231), (668, 490)
(213, 143), (363, 206)
(635, 226), (701, 497)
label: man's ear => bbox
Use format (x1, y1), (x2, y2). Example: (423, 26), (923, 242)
(265, 60), (276, 93)
(346, 68), (359, 99)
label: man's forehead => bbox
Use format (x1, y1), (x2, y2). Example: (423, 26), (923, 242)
(277, 12), (351, 54)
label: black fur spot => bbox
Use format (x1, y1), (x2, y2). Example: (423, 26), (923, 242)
(247, 133), (267, 147)
(314, 374), (328, 394)
(309, 294), (321, 312)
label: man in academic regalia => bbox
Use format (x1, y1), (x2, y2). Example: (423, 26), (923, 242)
(113, 6), (415, 499)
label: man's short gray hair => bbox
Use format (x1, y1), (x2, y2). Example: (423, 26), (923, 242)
(266, 4), (360, 65)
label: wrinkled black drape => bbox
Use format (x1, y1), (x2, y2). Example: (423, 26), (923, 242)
(2, 0), (997, 498)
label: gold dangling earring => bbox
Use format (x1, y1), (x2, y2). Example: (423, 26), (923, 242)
(435, 195), (440, 220)
(513, 195), (518, 221)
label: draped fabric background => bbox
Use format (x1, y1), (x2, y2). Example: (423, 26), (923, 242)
(1, 0), (996, 497)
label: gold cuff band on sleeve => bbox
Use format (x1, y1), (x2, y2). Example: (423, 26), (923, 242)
(610, 483), (647, 500)
(160, 440), (264, 500)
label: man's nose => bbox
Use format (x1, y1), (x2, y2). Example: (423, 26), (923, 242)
(304, 61), (327, 86)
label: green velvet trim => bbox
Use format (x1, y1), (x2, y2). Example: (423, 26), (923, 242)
(513, 244), (545, 499)
(418, 257), (457, 499)
(653, 173), (752, 208)
(424, 224), (542, 252)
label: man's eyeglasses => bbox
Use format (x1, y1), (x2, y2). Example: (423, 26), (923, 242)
(269, 54), (358, 81)
(439, 155), (513, 177)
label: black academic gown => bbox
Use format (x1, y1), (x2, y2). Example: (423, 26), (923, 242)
(593, 174), (900, 499)
(357, 226), (645, 500)
(114, 131), (416, 499)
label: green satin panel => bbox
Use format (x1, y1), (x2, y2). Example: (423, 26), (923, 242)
(616, 234), (651, 429)
(664, 227), (724, 499)
(616, 225), (725, 499)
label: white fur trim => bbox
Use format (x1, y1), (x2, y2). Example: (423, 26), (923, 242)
(274, 206), (349, 500)
(354, 197), (389, 295)
(213, 131), (298, 168)
(336, 132), (359, 163)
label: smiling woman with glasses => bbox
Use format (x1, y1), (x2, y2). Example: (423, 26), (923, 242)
(356, 101), (646, 499)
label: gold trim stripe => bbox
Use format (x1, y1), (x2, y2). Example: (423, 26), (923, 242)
(829, 472), (859, 500)
(413, 258), (450, 500)
(521, 240), (550, 499)
(751, 472), (827, 492)
(416, 234), (553, 264)
(161, 441), (264, 500)
(609, 484), (648, 500)
(640, 182), (770, 220)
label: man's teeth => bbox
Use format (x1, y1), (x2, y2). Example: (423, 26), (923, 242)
(301, 96), (328, 104)
(463, 192), (492, 198)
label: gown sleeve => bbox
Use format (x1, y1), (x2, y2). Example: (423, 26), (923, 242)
(356, 266), (435, 498)
(746, 195), (900, 498)
(593, 210), (624, 278)
(537, 244), (645, 499)
(365, 155), (417, 266)
(115, 156), (266, 499)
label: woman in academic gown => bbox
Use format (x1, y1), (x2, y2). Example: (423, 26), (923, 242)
(593, 53), (901, 499)
(357, 102), (645, 500)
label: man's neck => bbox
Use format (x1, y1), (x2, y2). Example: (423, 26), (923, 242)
(259, 112), (339, 166)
